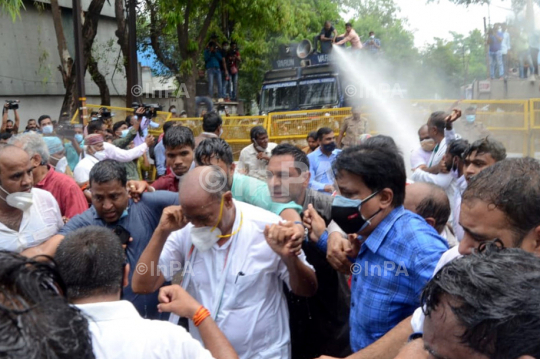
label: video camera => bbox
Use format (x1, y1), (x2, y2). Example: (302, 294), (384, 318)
(131, 102), (162, 118)
(56, 123), (78, 138)
(5, 100), (19, 110)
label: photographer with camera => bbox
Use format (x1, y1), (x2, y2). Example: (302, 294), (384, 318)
(2, 100), (20, 134)
(130, 103), (161, 147)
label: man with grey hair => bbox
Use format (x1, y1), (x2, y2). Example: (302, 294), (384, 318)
(0, 145), (63, 254)
(133, 165), (317, 359)
(9, 132), (88, 219)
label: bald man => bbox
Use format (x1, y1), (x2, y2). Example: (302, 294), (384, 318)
(0, 145), (63, 253)
(404, 182), (456, 247)
(133, 165), (317, 359)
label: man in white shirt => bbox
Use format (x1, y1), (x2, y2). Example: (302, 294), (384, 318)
(237, 125), (277, 181)
(420, 111), (457, 174)
(86, 119), (153, 163)
(133, 166), (317, 359)
(74, 133), (105, 187)
(412, 139), (469, 225)
(55, 225), (238, 359)
(410, 124), (435, 170)
(0, 145), (63, 255)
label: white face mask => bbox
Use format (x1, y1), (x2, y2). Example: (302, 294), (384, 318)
(191, 226), (223, 252)
(42, 125), (54, 134)
(171, 109), (177, 114)
(0, 185), (33, 211)
(93, 150), (107, 161)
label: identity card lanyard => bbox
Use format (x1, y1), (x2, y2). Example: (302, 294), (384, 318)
(177, 211), (244, 322)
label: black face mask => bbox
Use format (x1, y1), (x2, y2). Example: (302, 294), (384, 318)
(322, 142), (336, 153)
(331, 191), (380, 234)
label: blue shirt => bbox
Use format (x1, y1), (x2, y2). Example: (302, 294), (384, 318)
(489, 33), (502, 52)
(307, 148), (341, 192)
(59, 191), (179, 320)
(154, 140), (166, 176)
(204, 49), (223, 69)
(318, 206), (448, 350)
(64, 142), (80, 172)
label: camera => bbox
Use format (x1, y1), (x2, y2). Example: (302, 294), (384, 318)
(131, 102), (162, 118)
(56, 123), (78, 138)
(5, 100), (19, 110)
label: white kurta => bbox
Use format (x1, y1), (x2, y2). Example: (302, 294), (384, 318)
(0, 188), (63, 252)
(77, 300), (214, 359)
(73, 155), (99, 185)
(159, 200), (314, 359)
(236, 143), (277, 181)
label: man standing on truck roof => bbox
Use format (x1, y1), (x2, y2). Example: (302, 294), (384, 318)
(335, 23), (363, 50)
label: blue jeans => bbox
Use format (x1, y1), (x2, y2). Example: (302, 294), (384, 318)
(489, 51), (503, 78)
(195, 96), (214, 116)
(519, 50), (535, 78)
(222, 72), (231, 98)
(207, 67), (223, 98)
(230, 72), (238, 100)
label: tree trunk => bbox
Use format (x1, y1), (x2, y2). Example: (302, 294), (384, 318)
(88, 55), (111, 105)
(182, 63), (198, 116)
(114, 0), (131, 105)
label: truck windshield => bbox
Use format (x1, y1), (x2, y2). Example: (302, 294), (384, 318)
(261, 81), (298, 113)
(298, 78), (338, 108)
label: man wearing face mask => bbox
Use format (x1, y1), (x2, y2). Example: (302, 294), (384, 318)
(411, 139), (469, 227)
(0, 145), (64, 253)
(73, 134), (106, 188)
(38, 115), (55, 135)
(410, 125), (435, 171)
(304, 144), (448, 353)
(237, 126), (277, 181)
(455, 106), (491, 142)
(43, 136), (72, 176)
(10, 132), (88, 220)
(194, 111), (223, 148)
(36, 160), (179, 320)
(132, 165), (317, 359)
(308, 127), (341, 194)
(362, 31), (381, 54)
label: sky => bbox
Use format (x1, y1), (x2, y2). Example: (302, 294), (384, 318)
(393, 0), (513, 48)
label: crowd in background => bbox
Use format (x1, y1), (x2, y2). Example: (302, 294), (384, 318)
(2, 101), (540, 359)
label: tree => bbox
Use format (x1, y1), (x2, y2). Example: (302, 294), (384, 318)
(1, 0), (24, 20)
(137, 0), (341, 115)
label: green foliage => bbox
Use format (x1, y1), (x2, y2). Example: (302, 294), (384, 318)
(0, 0), (25, 21)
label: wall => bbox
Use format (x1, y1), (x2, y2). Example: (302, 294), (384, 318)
(0, 0), (127, 125)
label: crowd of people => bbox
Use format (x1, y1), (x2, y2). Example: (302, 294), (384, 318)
(203, 40), (242, 101)
(2, 101), (540, 359)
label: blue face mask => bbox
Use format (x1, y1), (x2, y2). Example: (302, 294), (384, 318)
(74, 134), (84, 143)
(120, 208), (129, 219)
(121, 129), (130, 138)
(331, 192), (380, 234)
(466, 115), (476, 124)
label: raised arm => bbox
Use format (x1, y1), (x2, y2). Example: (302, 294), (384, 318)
(1, 104), (8, 132)
(132, 206), (188, 294)
(13, 109), (20, 133)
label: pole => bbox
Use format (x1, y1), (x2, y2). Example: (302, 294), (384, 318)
(128, 0), (139, 104)
(72, 0), (87, 125)
(484, 17), (490, 80)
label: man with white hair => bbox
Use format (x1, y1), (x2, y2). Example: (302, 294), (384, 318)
(0, 145), (63, 254)
(9, 132), (88, 219)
